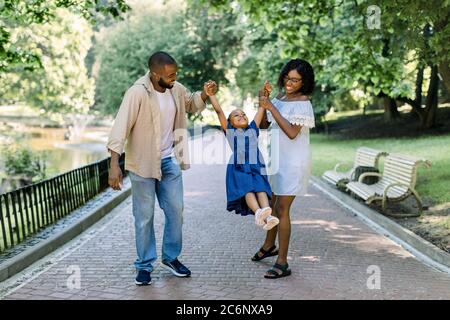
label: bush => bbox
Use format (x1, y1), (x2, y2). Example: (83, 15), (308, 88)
(1, 144), (46, 185)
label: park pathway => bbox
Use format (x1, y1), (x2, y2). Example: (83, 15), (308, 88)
(1, 132), (450, 300)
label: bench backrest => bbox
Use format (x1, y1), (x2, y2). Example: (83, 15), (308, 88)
(381, 153), (431, 188)
(354, 147), (387, 168)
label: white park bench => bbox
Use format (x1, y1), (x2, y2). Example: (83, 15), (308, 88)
(322, 147), (387, 187)
(346, 153), (431, 217)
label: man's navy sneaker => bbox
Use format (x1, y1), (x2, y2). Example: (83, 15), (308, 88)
(161, 259), (191, 277)
(135, 270), (152, 285)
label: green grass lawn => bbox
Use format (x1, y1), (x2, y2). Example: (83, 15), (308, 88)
(311, 133), (450, 205)
(322, 108), (384, 121)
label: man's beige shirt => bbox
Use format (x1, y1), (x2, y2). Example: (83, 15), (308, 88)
(107, 71), (205, 180)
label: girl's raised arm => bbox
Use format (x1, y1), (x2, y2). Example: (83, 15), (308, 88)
(209, 95), (228, 131)
(254, 81), (272, 128)
(253, 105), (265, 128)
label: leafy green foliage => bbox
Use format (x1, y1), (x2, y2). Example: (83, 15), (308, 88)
(1, 144), (46, 182)
(0, 0), (130, 73)
(206, 0), (450, 127)
(94, 2), (244, 116)
(0, 9), (95, 115)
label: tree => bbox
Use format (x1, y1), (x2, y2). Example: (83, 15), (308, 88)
(0, 0), (130, 73)
(207, 0), (450, 129)
(0, 9), (95, 116)
(356, 1), (450, 128)
(94, 0), (245, 119)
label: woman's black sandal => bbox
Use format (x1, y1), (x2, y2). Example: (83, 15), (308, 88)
(251, 245), (279, 261)
(264, 263), (291, 279)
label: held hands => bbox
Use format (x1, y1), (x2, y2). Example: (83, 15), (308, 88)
(259, 96), (272, 110)
(203, 80), (217, 97)
(259, 80), (273, 110)
(263, 80), (272, 97)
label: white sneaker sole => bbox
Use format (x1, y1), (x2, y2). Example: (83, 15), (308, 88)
(263, 216), (280, 231)
(256, 207), (272, 226)
(161, 263), (191, 277)
(135, 279), (152, 286)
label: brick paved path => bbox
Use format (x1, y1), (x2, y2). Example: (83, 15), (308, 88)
(1, 132), (450, 300)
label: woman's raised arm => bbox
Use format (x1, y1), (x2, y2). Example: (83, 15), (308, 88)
(259, 96), (302, 140)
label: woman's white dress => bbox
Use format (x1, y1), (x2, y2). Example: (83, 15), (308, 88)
(266, 98), (315, 196)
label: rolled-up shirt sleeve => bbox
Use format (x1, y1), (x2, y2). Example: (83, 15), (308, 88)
(182, 84), (206, 114)
(106, 86), (142, 155)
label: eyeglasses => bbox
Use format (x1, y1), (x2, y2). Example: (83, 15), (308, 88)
(284, 76), (302, 84)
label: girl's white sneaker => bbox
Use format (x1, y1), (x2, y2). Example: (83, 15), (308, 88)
(255, 207), (272, 226)
(263, 215), (280, 231)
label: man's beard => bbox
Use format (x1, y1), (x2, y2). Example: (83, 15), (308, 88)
(158, 78), (174, 89)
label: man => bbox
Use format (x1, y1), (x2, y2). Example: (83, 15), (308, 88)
(107, 51), (216, 285)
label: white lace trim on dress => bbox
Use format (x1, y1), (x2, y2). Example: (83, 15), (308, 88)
(267, 99), (315, 128)
(284, 115), (315, 127)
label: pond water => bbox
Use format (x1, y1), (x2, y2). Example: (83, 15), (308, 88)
(1, 124), (111, 178)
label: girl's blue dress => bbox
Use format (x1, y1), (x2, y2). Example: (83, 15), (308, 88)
(225, 120), (272, 216)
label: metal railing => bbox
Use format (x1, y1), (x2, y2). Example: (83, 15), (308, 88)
(0, 154), (125, 253)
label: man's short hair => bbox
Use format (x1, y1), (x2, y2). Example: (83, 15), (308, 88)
(148, 51), (177, 71)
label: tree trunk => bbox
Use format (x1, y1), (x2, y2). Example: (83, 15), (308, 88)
(409, 66), (424, 117)
(435, 15), (450, 93)
(421, 65), (439, 129)
(383, 96), (400, 122)
(439, 60), (450, 94)
(395, 95), (423, 124)
(415, 66), (424, 107)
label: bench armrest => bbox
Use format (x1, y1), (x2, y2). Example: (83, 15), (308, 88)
(358, 172), (383, 183)
(334, 162), (353, 172)
(382, 182), (423, 215)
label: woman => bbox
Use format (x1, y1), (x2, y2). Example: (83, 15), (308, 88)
(253, 59), (315, 279)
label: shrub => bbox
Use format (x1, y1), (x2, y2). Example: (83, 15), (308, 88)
(1, 144), (46, 185)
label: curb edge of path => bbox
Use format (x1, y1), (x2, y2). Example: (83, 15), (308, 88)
(310, 176), (450, 274)
(0, 186), (131, 283)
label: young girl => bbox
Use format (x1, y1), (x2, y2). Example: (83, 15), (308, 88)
(208, 85), (279, 230)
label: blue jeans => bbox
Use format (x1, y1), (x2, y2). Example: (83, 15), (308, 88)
(128, 157), (184, 272)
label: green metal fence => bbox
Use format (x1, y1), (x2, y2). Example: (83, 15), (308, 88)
(0, 154), (125, 253)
